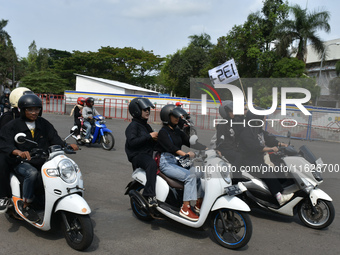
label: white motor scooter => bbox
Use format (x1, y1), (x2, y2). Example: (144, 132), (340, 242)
(238, 140), (335, 229)
(6, 133), (93, 251)
(125, 135), (252, 250)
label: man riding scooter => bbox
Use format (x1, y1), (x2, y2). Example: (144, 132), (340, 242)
(82, 97), (100, 143)
(0, 94), (78, 222)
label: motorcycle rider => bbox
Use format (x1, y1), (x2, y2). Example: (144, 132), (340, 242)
(82, 97), (100, 143)
(215, 100), (244, 183)
(0, 88), (11, 115)
(70, 97), (86, 140)
(0, 87), (34, 213)
(155, 104), (206, 221)
(125, 98), (158, 207)
(238, 108), (292, 206)
(0, 94), (78, 222)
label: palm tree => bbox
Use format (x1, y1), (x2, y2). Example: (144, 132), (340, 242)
(275, 4), (330, 62)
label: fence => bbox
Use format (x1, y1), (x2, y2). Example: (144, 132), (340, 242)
(102, 98), (340, 142)
(36, 94), (66, 114)
(40, 95), (340, 143)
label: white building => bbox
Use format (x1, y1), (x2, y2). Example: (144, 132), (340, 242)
(306, 38), (340, 107)
(65, 74), (160, 104)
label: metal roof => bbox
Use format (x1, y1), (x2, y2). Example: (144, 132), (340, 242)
(74, 74), (159, 94)
(306, 38), (340, 64)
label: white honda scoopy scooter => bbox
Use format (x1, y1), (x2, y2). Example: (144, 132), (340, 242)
(6, 133), (93, 251)
(125, 135), (252, 250)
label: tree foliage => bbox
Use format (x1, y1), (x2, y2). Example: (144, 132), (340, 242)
(19, 70), (68, 94)
(0, 19), (18, 87)
(275, 4), (330, 61)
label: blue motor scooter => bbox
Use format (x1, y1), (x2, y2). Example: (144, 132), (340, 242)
(71, 115), (115, 150)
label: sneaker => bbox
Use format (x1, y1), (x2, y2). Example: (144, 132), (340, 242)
(84, 138), (90, 143)
(76, 135), (81, 140)
(147, 196), (158, 207)
(194, 201), (202, 214)
(0, 198), (9, 213)
(179, 204), (199, 221)
(17, 200), (40, 223)
(276, 192), (294, 206)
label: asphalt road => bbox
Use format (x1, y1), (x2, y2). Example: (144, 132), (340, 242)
(0, 113), (339, 255)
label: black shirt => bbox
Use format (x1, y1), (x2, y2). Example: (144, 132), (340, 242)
(155, 125), (206, 155)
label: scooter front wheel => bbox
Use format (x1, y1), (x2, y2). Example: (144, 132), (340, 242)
(298, 199), (335, 229)
(61, 211), (94, 251)
(210, 209), (252, 249)
(101, 132), (115, 150)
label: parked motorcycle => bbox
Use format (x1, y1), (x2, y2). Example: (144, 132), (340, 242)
(125, 135), (252, 250)
(238, 139), (335, 229)
(6, 133), (94, 251)
(70, 115), (115, 150)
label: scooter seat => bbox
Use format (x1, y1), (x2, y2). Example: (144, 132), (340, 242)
(158, 171), (184, 190)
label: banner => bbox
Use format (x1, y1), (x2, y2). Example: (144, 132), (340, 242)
(208, 58), (239, 86)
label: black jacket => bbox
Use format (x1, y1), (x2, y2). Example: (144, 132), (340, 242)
(155, 125), (206, 155)
(125, 118), (156, 162)
(238, 127), (279, 166)
(0, 117), (65, 167)
(0, 108), (20, 130)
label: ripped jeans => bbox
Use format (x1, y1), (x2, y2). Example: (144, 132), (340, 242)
(159, 152), (203, 202)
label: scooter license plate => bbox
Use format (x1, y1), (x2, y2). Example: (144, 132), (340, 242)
(224, 185), (242, 196)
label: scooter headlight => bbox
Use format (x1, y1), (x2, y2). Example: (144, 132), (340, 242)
(218, 161), (231, 184)
(58, 159), (79, 183)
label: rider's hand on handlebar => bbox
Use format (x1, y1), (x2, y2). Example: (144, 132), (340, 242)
(150, 132), (158, 141)
(13, 149), (31, 160)
(69, 144), (79, 151)
(187, 151), (196, 159)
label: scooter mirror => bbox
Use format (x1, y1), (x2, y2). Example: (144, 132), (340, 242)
(189, 135), (198, 145)
(14, 133), (27, 144)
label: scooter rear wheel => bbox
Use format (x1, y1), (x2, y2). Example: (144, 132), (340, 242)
(130, 186), (154, 221)
(298, 199), (335, 229)
(61, 211), (94, 251)
(210, 209), (252, 249)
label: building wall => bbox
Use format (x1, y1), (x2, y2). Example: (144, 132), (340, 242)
(76, 76), (126, 94)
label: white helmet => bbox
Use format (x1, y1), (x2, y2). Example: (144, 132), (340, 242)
(9, 87), (34, 108)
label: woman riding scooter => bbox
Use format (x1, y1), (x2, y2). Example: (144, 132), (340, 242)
(155, 104), (206, 221)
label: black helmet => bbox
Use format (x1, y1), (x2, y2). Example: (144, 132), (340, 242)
(4, 88), (11, 96)
(129, 97), (155, 118)
(18, 94), (42, 118)
(85, 97), (95, 107)
(219, 100), (233, 119)
(160, 104), (187, 125)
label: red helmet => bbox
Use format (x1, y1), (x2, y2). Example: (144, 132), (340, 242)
(77, 97), (86, 106)
(85, 97), (95, 107)
(175, 102), (183, 107)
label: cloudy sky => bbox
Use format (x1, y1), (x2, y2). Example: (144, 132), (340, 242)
(1, 0), (339, 59)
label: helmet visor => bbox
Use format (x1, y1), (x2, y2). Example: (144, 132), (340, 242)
(172, 107), (187, 118)
(137, 98), (155, 110)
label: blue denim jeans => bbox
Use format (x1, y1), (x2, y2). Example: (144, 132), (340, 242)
(159, 152), (203, 202)
(83, 121), (92, 139)
(14, 163), (39, 203)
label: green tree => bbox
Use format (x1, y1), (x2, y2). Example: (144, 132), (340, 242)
(19, 70), (68, 94)
(275, 4), (330, 61)
(0, 19), (18, 87)
(160, 33), (213, 97)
